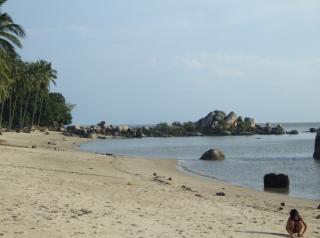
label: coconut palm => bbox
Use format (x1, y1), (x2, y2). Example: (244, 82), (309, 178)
(0, 0), (25, 53)
(37, 61), (57, 127)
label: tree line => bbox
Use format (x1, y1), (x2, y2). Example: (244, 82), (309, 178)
(0, 0), (73, 130)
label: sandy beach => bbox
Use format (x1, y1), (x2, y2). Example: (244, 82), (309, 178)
(0, 131), (319, 238)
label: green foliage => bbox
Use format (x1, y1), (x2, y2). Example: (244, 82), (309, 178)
(40, 93), (74, 126)
(182, 121), (196, 132)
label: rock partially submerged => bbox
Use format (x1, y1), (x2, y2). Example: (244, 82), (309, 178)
(200, 149), (225, 161)
(313, 131), (320, 160)
(264, 173), (289, 189)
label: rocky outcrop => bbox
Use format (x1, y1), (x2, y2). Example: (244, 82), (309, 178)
(200, 149), (225, 161)
(264, 173), (289, 189)
(224, 111), (237, 127)
(313, 131), (320, 160)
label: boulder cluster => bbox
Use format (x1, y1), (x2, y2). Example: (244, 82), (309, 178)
(64, 121), (144, 139)
(63, 110), (316, 139)
(195, 110), (285, 136)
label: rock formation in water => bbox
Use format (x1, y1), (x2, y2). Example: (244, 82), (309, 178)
(199, 149), (225, 161)
(313, 131), (320, 160)
(264, 173), (290, 189)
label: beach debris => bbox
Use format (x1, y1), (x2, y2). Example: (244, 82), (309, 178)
(153, 175), (171, 185)
(278, 207), (284, 211)
(317, 204), (320, 209)
(264, 173), (289, 189)
(153, 172), (157, 176)
(153, 177), (171, 185)
(31, 145), (37, 149)
(168, 177), (172, 181)
(195, 194), (203, 197)
(216, 192), (226, 196)
(181, 185), (197, 193)
(316, 215), (320, 219)
(48, 141), (56, 145)
(200, 149), (225, 161)
(280, 202), (285, 206)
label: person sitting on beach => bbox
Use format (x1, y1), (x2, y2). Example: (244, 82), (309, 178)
(286, 209), (307, 237)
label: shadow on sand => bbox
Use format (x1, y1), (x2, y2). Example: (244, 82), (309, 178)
(236, 230), (288, 237)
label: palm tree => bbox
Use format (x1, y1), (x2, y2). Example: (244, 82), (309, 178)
(30, 61), (57, 128)
(0, 0), (25, 53)
(37, 61), (57, 127)
(0, 50), (11, 128)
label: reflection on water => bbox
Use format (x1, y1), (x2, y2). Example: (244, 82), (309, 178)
(80, 123), (320, 200)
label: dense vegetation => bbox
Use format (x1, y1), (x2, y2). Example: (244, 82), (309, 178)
(0, 0), (73, 129)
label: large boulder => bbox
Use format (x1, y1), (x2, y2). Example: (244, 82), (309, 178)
(200, 149), (225, 161)
(244, 117), (256, 128)
(287, 130), (299, 135)
(313, 131), (320, 160)
(272, 124), (285, 135)
(214, 110), (225, 122)
(310, 128), (318, 133)
(264, 173), (289, 189)
(224, 111), (237, 126)
(196, 112), (215, 128)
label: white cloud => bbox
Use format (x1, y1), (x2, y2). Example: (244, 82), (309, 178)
(173, 52), (320, 83)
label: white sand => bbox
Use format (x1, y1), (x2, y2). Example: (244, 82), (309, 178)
(0, 131), (319, 238)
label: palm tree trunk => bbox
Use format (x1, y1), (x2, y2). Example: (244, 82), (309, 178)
(9, 95), (18, 129)
(22, 91), (31, 128)
(0, 98), (4, 129)
(37, 94), (44, 128)
(8, 97), (12, 129)
(31, 89), (40, 128)
(19, 97), (23, 128)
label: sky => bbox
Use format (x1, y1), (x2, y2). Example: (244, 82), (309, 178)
(4, 0), (320, 124)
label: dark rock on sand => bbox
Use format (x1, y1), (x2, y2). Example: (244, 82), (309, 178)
(200, 149), (225, 161)
(216, 192), (226, 196)
(264, 173), (289, 189)
(313, 131), (320, 160)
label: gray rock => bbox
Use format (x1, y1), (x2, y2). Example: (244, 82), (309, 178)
(87, 131), (96, 139)
(200, 149), (225, 161)
(196, 112), (215, 128)
(224, 111), (237, 126)
(310, 128), (317, 133)
(287, 130), (299, 135)
(214, 110), (225, 121)
(272, 124), (285, 135)
(244, 117), (256, 128)
(98, 121), (106, 129)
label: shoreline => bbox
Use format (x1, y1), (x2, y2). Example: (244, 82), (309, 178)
(80, 136), (320, 202)
(0, 131), (319, 237)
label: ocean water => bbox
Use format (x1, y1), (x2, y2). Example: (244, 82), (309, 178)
(80, 123), (320, 200)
